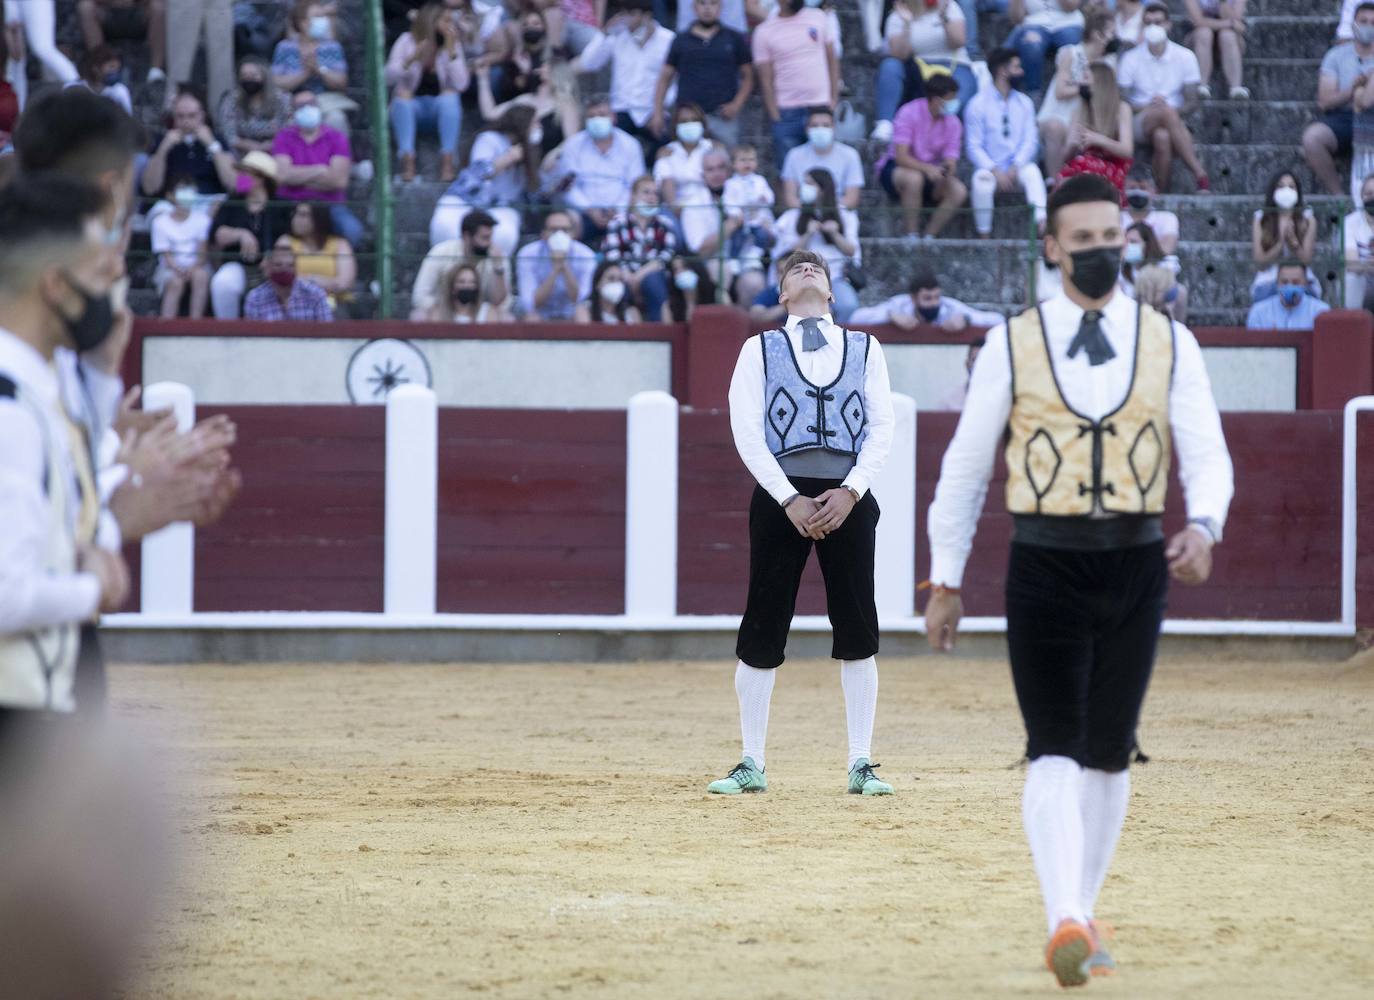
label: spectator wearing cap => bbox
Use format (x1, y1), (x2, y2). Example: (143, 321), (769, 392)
(218, 56), (293, 158)
(874, 74), (968, 241)
(272, 89), (365, 248)
(244, 234), (335, 321)
(548, 94), (647, 246)
(780, 107), (864, 211)
(1005, 0), (1085, 96)
(650, 0), (754, 149)
(1304, 2), (1374, 198)
(516, 210), (598, 321)
(1182, 0), (1248, 101)
(1245, 261), (1330, 331)
(1116, 2), (1209, 192)
(386, 3), (469, 183)
(210, 151), (293, 318)
(575, 0), (676, 162)
(850, 269), (1004, 330)
(871, 0), (976, 146)
(141, 88), (237, 201)
(965, 47), (1046, 237)
(1120, 164), (1179, 254)
(751, 0), (839, 167)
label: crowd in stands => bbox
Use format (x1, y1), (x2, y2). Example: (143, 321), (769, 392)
(0, 0), (1364, 339)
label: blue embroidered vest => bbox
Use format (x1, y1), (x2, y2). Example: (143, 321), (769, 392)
(761, 326), (870, 461)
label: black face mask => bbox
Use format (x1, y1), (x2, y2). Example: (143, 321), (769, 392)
(917, 304), (941, 323)
(240, 79), (264, 96)
(57, 272), (115, 352)
(454, 287), (479, 305)
(1364, 198), (1374, 217)
(523, 28), (544, 45)
(470, 243), (490, 257)
(1065, 246), (1123, 300)
(1125, 191), (1151, 211)
(1079, 84), (1093, 102)
(1103, 37), (1121, 55)
(708, 184), (724, 197)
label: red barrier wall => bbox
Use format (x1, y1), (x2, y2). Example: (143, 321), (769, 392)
(161, 407), (1360, 625)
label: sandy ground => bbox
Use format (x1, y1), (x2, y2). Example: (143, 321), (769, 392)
(115, 652), (1374, 1000)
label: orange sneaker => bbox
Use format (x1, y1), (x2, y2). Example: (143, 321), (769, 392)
(1045, 918), (1093, 988)
(1087, 920), (1117, 977)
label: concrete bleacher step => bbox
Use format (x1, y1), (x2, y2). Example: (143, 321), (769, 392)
(859, 237), (1030, 305)
(1163, 194), (1351, 241)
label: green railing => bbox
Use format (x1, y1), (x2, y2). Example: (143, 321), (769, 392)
(365, 0), (394, 318)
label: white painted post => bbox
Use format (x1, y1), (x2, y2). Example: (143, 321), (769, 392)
(873, 393), (917, 619)
(384, 384), (438, 615)
(625, 391), (678, 618)
(139, 382), (195, 614)
(1341, 396), (1374, 629)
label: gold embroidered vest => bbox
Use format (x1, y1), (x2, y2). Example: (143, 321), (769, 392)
(1004, 301), (1174, 517)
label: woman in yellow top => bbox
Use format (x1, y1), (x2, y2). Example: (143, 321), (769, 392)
(288, 202), (356, 313)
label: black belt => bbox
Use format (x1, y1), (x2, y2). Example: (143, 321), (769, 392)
(1012, 514), (1164, 551)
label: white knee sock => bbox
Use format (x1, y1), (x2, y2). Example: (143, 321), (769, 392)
(840, 656), (879, 768)
(1023, 755), (1088, 936)
(735, 660), (775, 769)
(1079, 768), (1131, 920)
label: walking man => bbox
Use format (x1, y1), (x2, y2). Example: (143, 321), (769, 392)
(709, 249), (896, 796)
(924, 174), (1234, 986)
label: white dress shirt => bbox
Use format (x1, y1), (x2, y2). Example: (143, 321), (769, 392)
(1117, 40), (1202, 109)
(578, 23), (677, 126)
(0, 329), (101, 634)
(927, 290), (1234, 587)
(728, 313), (895, 506)
(55, 345), (124, 551)
(965, 86), (1039, 171)
(554, 128), (647, 212)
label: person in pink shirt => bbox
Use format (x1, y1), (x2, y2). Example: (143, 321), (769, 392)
(750, 0), (839, 167)
(271, 88), (364, 246)
(875, 74), (967, 242)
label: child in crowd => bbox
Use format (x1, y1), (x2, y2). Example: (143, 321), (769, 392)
(152, 174), (212, 317)
(723, 143), (776, 265)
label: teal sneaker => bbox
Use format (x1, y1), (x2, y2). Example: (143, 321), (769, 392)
(847, 758), (893, 795)
(707, 757), (767, 794)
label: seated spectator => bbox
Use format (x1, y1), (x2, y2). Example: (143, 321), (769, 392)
(850, 269), (1004, 329)
(936, 334), (984, 411)
(410, 208), (512, 320)
(966, 48), (1046, 237)
(450, 0), (506, 74)
(547, 94), (647, 245)
(666, 256), (715, 322)
(473, 25), (578, 145)
(210, 151), (292, 318)
(653, 102), (719, 246)
(516, 209), (598, 321)
(1121, 220), (1188, 319)
(771, 167), (860, 322)
(1121, 163), (1179, 253)
(1251, 170), (1318, 302)
(1006, 0), (1085, 96)
(748, 281), (787, 324)
(1117, 3), (1208, 192)
(273, 0), (355, 133)
(152, 175), (212, 317)
(76, 0), (166, 86)
(1056, 61), (1134, 192)
(1038, 7), (1114, 176)
(780, 107), (864, 210)
(539, 0), (604, 57)
(578, 259), (643, 323)
(603, 175), (678, 320)
(483, 5), (553, 107)
(723, 142), (775, 268)
(679, 146), (738, 271)
(1303, 3), (1374, 198)
(1114, 0), (1143, 49)
(1245, 261), (1330, 331)
(289, 202), (355, 315)
(244, 234), (335, 321)
(575, 0), (675, 162)
(431, 261), (511, 323)
(872, 0), (975, 145)
(874, 74), (968, 241)
(1354, 56), (1374, 207)
(750, 0), (838, 165)
(1183, 0), (1247, 101)
(272, 89), (364, 247)
(1344, 172), (1374, 310)
(141, 88), (237, 200)
(430, 104), (539, 253)
(76, 45), (132, 114)
(386, 3), (469, 182)
(651, 0), (753, 149)
(219, 57), (293, 158)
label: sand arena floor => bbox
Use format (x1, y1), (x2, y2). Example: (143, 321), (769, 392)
(116, 652), (1374, 999)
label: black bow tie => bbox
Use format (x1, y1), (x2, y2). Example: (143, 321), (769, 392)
(1067, 310), (1116, 366)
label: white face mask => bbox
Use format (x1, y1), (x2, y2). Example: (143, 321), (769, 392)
(585, 115), (613, 140)
(676, 120), (705, 145)
(674, 269), (699, 291)
(528, 126), (544, 147)
(1123, 242), (1145, 265)
(599, 279), (626, 303)
(546, 230), (572, 253)
(633, 201), (657, 218)
(309, 15), (332, 40)
(173, 187), (197, 209)
(1143, 23), (1168, 47)
(1273, 186), (1299, 210)
(799, 181), (818, 205)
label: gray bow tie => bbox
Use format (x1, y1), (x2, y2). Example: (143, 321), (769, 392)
(799, 316), (826, 352)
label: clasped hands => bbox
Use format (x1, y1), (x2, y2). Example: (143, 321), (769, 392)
(784, 488), (857, 540)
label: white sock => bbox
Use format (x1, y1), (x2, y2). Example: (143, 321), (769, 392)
(840, 656), (878, 769)
(1023, 755), (1088, 936)
(735, 660), (775, 770)
(1080, 768), (1131, 920)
